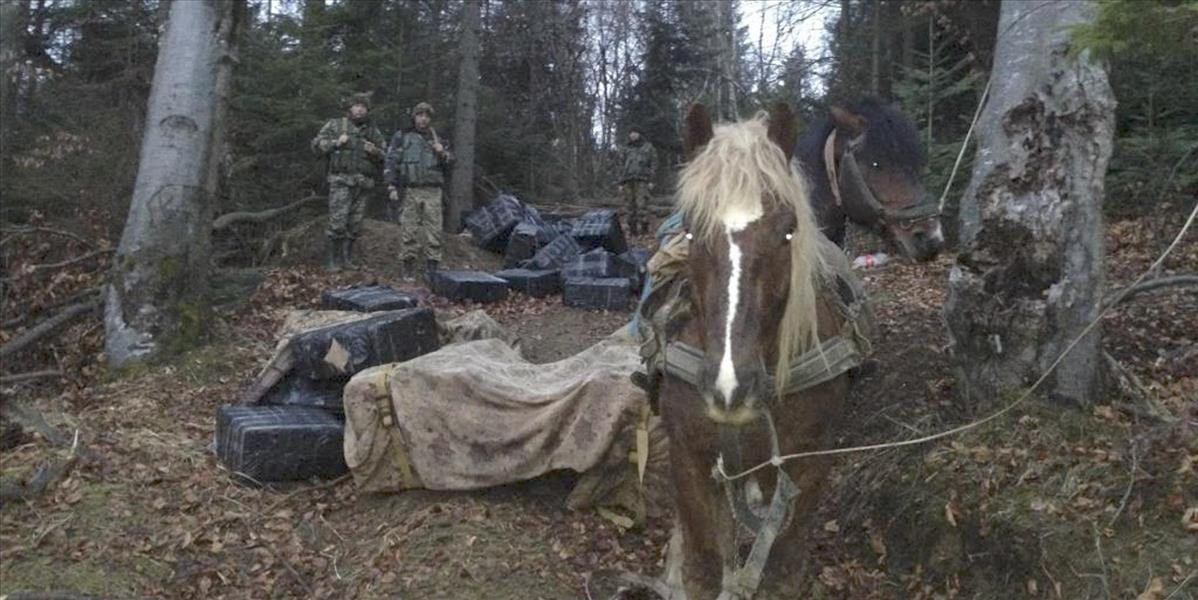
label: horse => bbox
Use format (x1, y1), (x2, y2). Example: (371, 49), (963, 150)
(655, 103), (869, 599)
(796, 97), (943, 261)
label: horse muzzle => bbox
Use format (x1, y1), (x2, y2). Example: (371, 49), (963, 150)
(701, 366), (769, 426)
(886, 217), (943, 262)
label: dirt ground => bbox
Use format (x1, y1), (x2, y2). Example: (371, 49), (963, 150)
(0, 217), (1194, 599)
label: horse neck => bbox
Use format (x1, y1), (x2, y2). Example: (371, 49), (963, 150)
(797, 120), (847, 246)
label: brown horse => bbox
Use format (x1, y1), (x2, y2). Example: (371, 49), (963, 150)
(656, 104), (863, 599)
(796, 98), (943, 261)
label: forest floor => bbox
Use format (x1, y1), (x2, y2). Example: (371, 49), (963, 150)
(0, 216), (1194, 599)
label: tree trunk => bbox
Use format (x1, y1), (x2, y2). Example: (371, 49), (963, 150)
(301, 0), (323, 51)
(104, 0), (241, 367)
(717, 0), (737, 121)
(901, 8), (913, 71)
(926, 13), (934, 150)
(447, 0), (481, 232)
(0, 0), (22, 140)
(205, 0), (240, 219)
(425, 0), (445, 101)
(945, 0), (1114, 408)
(869, 0), (881, 96)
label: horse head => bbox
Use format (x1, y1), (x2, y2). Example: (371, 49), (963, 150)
(824, 99), (943, 261)
(677, 103), (826, 426)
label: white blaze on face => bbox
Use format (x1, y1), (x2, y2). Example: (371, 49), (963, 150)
(714, 203), (762, 407)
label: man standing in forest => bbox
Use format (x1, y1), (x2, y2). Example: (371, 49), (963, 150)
(619, 126), (657, 236)
(385, 101), (453, 281)
(310, 93), (386, 271)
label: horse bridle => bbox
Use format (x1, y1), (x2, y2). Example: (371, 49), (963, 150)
(822, 130), (941, 229)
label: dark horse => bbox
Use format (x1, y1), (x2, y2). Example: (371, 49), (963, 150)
(657, 104), (867, 599)
(796, 97), (943, 261)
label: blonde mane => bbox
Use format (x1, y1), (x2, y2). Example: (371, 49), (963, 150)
(675, 113), (828, 392)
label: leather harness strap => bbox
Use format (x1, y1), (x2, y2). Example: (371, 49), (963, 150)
(822, 129), (941, 227)
(823, 130), (843, 207)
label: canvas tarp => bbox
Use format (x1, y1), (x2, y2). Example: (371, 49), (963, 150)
(342, 332), (669, 522)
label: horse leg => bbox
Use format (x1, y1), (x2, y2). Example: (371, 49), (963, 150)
(668, 442), (737, 599)
(756, 457), (835, 598)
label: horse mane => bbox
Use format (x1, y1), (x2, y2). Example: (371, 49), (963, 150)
(675, 112), (828, 393)
(796, 97), (926, 175)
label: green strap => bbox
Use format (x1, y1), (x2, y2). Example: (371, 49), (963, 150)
(662, 333), (864, 397)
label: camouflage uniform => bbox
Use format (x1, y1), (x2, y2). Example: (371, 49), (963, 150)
(310, 104), (386, 269)
(384, 104), (453, 275)
(619, 136), (657, 235)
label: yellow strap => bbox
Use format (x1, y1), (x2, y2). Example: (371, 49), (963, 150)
(369, 371), (419, 489)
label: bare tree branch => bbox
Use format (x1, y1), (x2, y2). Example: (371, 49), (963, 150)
(1102, 275), (1198, 310)
(211, 195), (324, 230)
(27, 249), (113, 273)
(0, 370), (63, 385)
(0, 300), (101, 360)
(0, 226), (94, 248)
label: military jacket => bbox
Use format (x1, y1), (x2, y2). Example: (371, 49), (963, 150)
(620, 140), (657, 183)
(311, 117), (386, 178)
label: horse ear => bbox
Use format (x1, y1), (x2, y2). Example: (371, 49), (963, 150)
(766, 102), (797, 161)
(829, 105), (867, 138)
(683, 104), (713, 159)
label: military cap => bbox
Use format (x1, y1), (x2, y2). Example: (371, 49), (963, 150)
(345, 92), (372, 109)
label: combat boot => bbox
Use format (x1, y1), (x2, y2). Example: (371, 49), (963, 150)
(325, 239), (342, 272)
(341, 239), (357, 270)
(401, 257), (418, 282)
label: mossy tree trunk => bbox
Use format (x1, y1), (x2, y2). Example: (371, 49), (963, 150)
(104, 0), (241, 367)
(946, 0), (1114, 407)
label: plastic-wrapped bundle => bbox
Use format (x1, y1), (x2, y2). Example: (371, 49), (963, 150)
(504, 221), (559, 268)
(563, 277), (632, 311)
(494, 268), (562, 297)
(320, 285), (418, 312)
(570, 209), (627, 254)
(525, 233), (583, 271)
(465, 194), (525, 252)
(561, 248), (638, 281)
(215, 405), (348, 482)
(290, 308), (440, 381)
(430, 270), (511, 303)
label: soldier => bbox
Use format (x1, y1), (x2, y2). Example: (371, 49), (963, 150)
(384, 101), (453, 281)
(310, 93), (386, 271)
(619, 126), (658, 236)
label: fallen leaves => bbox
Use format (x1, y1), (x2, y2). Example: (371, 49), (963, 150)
(1136, 576), (1166, 600)
(1183, 507), (1198, 533)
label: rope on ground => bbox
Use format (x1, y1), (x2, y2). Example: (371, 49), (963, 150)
(717, 199), (1197, 483)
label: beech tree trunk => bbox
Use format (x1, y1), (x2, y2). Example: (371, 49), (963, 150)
(946, 0), (1115, 407)
(105, 0), (241, 367)
(448, 0), (481, 232)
